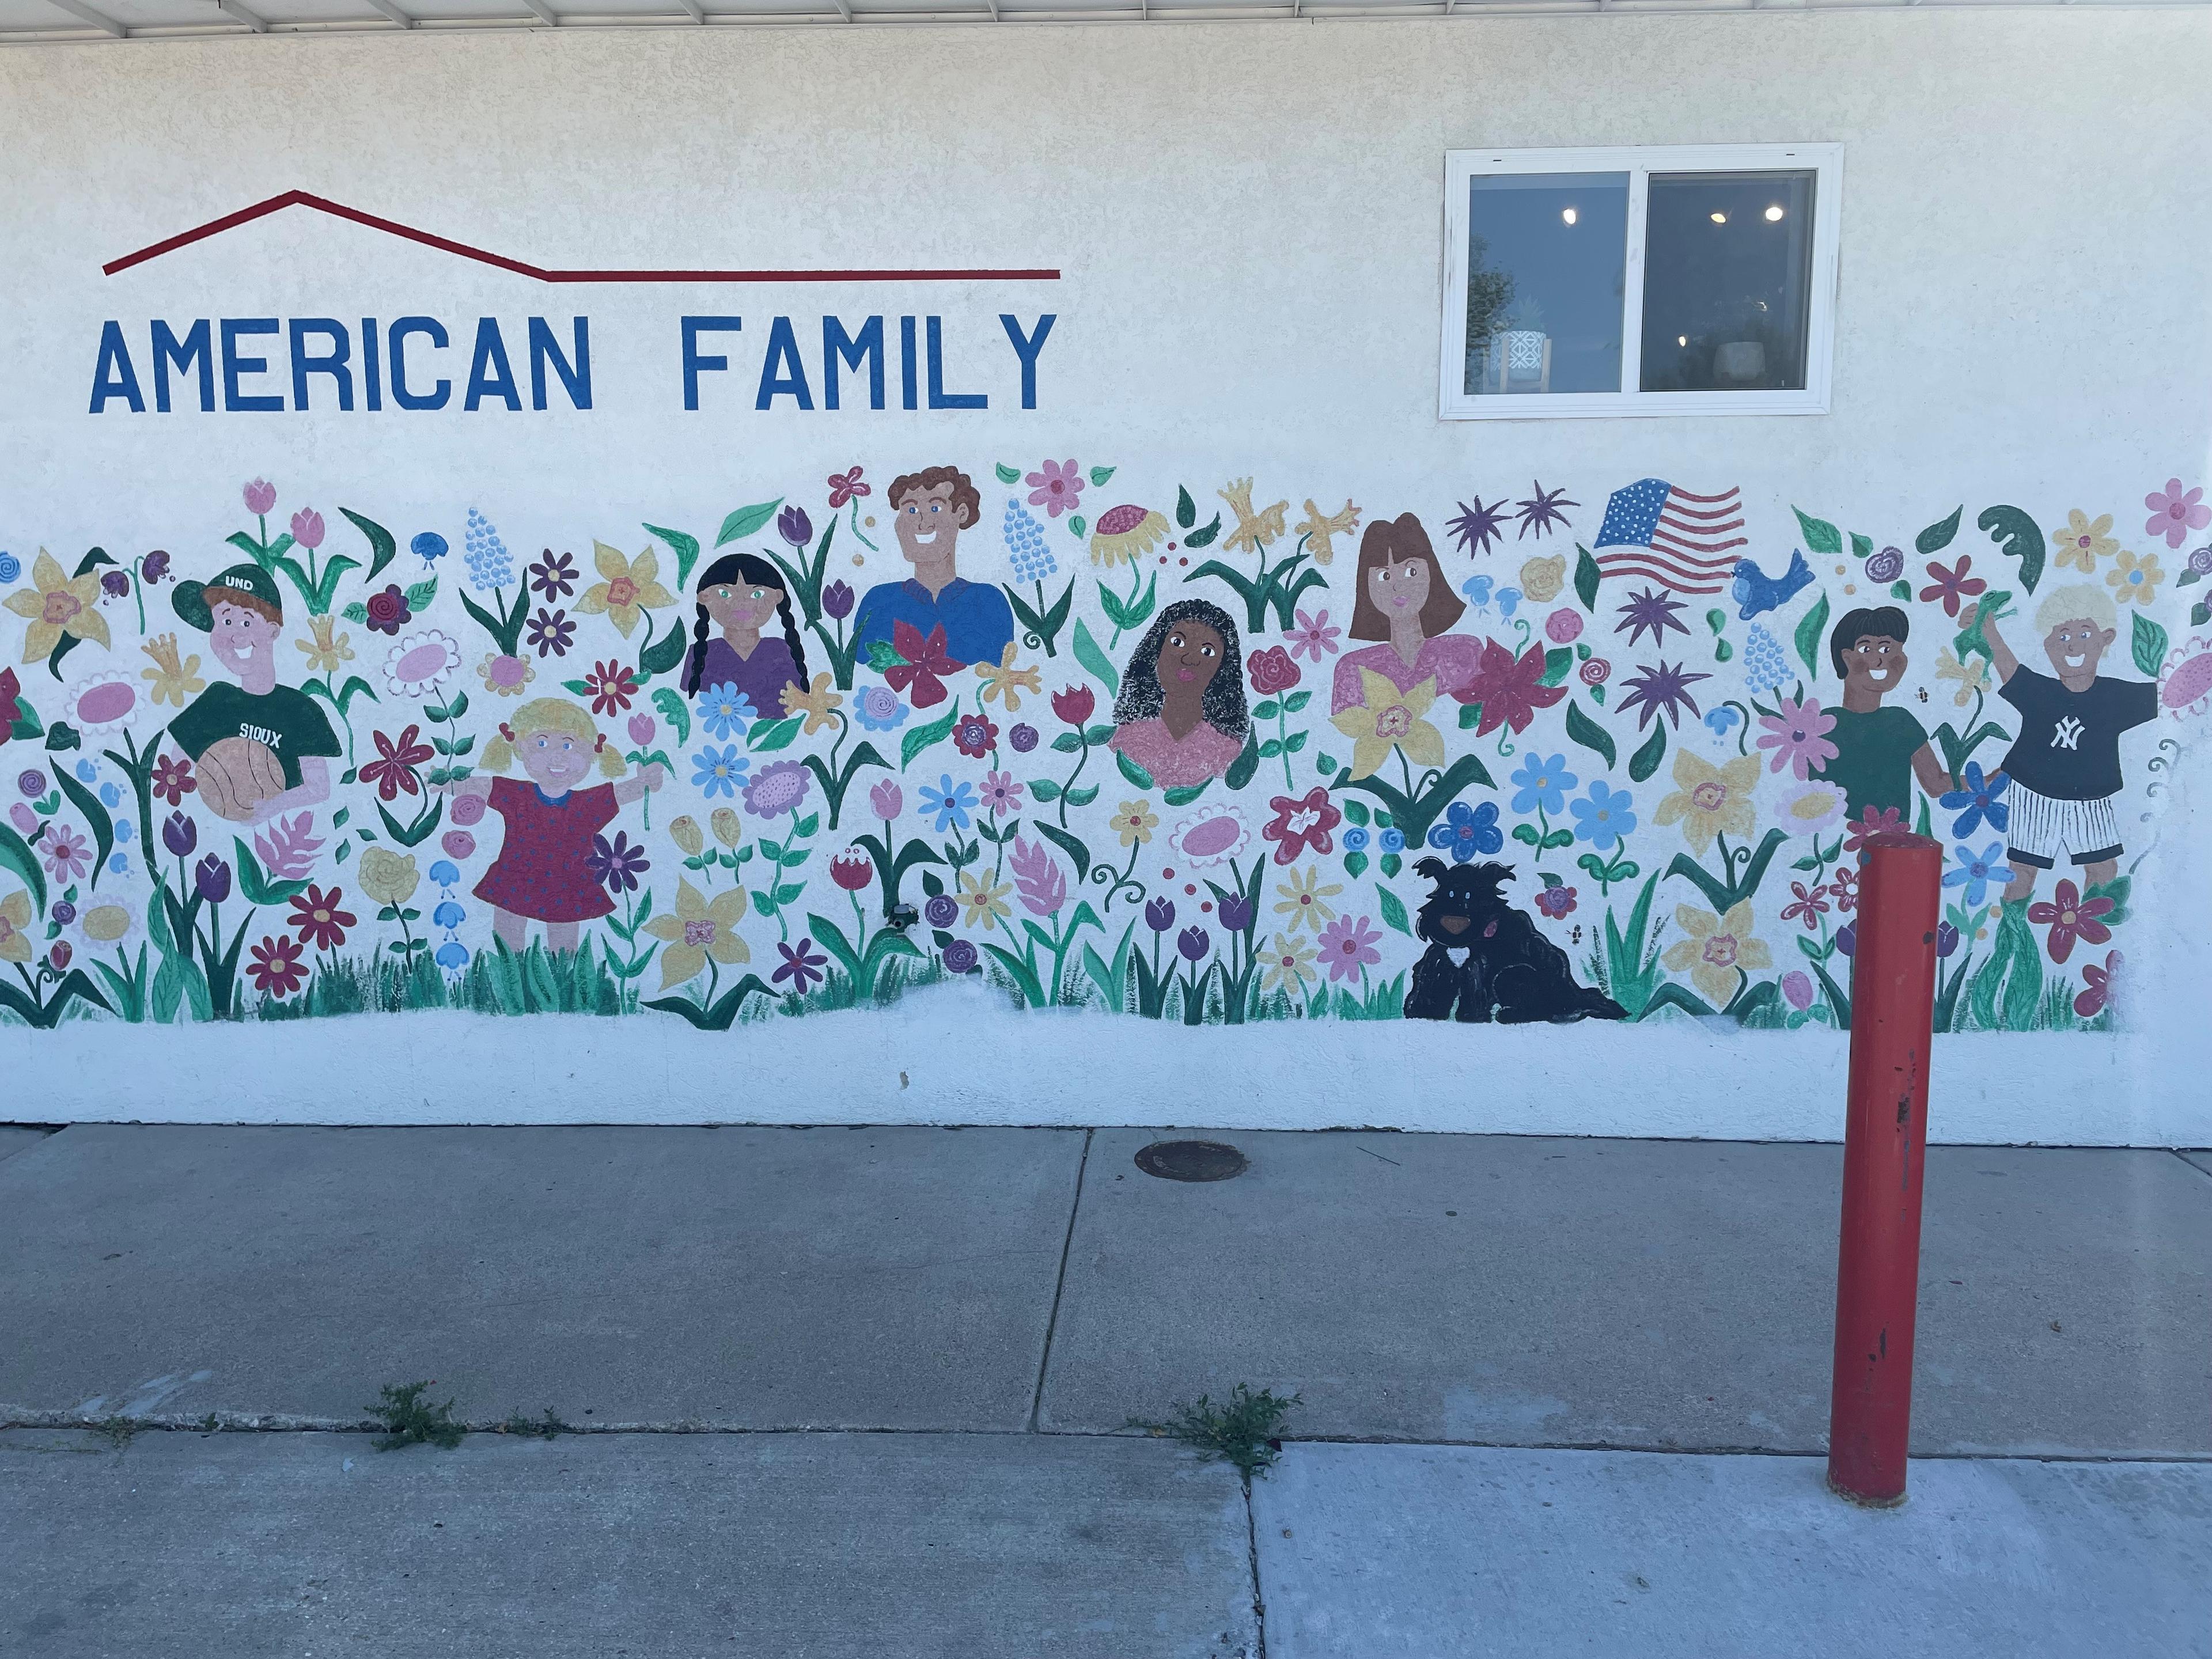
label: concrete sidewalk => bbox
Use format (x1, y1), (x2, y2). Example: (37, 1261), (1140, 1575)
(3, 1122), (2207, 1656)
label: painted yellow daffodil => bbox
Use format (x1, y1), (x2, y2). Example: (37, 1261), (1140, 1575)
(1652, 750), (1759, 855)
(578, 541), (675, 638)
(1661, 900), (1772, 1008)
(1330, 671), (1445, 781)
(781, 672), (844, 735)
(1218, 478), (1289, 558)
(296, 613), (354, 676)
(643, 878), (751, 989)
(139, 633), (207, 708)
(0, 888), (33, 964)
(1935, 647), (1989, 707)
(6, 550), (110, 663)
(975, 643), (1043, 713)
(1294, 499), (1360, 566)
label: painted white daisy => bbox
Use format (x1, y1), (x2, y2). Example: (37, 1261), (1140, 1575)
(381, 629), (461, 698)
(1167, 803), (1251, 868)
(61, 667), (147, 737)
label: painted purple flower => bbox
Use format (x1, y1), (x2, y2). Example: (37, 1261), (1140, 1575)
(1446, 495), (1509, 557)
(140, 550), (171, 585)
(925, 893), (959, 929)
(1218, 894), (1256, 933)
(588, 831), (650, 894)
(100, 569), (131, 599)
(1615, 587), (1690, 649)
(777, 505), (815, 549)
(162, 811), (198, 857)
(52, 899), (77, 926)
(1616, 660), (1711, 731)
(741, 759), (811, 818)
(529, 550), (578, 600)
(1009, 723), (1039, 754)
(1146, 897), (1177, 933)
(821, 581), (855, 622)
(194, 854), (232, 904)
(527, 608), (574, 658)
(365, 585), (411, 637)
(1176, 925), (1210, 963)
(243, 479), (276, 516)
(289, 509), (326, 551)
(1937, 922), (1960, 959)
(2190, 544), (2212, 578)
(1835, 923), (1856, 957)
(774, 935), (828, 993)
(1025, 459), (1085, 520)
(18, 768), (48, 798)
(942, 938), (979, 974)
(1865, 545), (1906, 584)
(1514, 481), (1576, 540)
(2145, 479), (2211, 550)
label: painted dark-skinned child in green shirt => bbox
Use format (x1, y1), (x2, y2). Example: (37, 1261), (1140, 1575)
(1809, 605), (1948, 826)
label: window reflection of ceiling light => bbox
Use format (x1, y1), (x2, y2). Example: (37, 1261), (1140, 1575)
(1677, 335), (1688, 347)
(1764, 204), (1786, 222)
(1562, 207), (1578, 225)
(1710, 211), (1728, 224)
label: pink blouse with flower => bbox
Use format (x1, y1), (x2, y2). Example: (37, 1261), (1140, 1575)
(1108, 719), (1243, 788)
(1330, 637), (1484, 714)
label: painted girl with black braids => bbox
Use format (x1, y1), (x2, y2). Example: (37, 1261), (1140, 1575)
(682, 553), (810, 717)
(1108, 598), (1251, 788)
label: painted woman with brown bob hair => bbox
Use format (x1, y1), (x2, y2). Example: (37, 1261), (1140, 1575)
(1330, 513), (1482, 714)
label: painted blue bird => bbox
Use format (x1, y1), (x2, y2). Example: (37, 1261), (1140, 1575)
(1731, 548), (1815, 620)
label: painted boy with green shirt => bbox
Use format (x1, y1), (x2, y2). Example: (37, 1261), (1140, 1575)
(166, 562), (341, 824)
(1810, 605), (1948, 823)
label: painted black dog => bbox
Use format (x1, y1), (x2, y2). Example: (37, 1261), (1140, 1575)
(1403, 858), (1626, 1024)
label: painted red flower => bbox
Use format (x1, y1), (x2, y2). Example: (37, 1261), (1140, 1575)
(1919, 555), (1988, 619)
(1262, 787), (1343, 865)
(952, 710), (1000, 758)
(151, 753), (196, 806)
(1779, 880), (1830, 930)
(360, 725), (433, 801)
(1533, 884), (1578, 919)
(584, 660), (639, 716)
(1843, 806), (1904, 854)
(882, 620), (965, 710)
(0, 667), (19, 738)
(1826, 865), (1859, 913)
(1459, 637), (1567, 736)
(2028, 879), (2113, 965)
(247, 933), (306, 998)
(827, 468), (870, 509)
(2073, 949), (2121, 1018)
(1052, 684), (1096, 726)
(1246, 646), (1302, 696)
(287, 884), (357, 951)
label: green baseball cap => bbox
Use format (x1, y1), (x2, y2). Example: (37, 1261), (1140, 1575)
(173, 562), (283, 631)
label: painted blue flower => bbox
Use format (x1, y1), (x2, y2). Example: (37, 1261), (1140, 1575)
(98, 781), (122, 808)
(412, 531), (449, 567)
(920, 773), (978, 833)
(1942, 840), (2014, 907)
(114, 817), (132, 843)
(1459, 574), (1494, 612)
(430, 859), (461, 886)
(692, 745), (750, 799)
(1704, 706), (1742, 737)
(108, 851), (128, 875)
(1379, 828), (1406, 854)
(1496, 586), (1523, 619)
(432, 900), (466, 929)
(1940, 762), (2010, 840)
(853, 684), (910, 733)
(697, 683), (757, 741)
(1343, 825), (1372, 853)
(0, 552), (19, 584)
(435, 941), (470, 971)
(1426, 799), (1503, 863)
(75, 759), (97, 783)
(1569, 779), (1638, 851)
(462, 508), (513, 590)
(1510, 752), (1575, 817)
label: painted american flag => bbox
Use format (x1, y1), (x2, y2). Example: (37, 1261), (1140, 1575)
(1589, 479), (1748, 594)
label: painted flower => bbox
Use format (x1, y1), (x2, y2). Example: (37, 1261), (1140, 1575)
(1332, 671), (1445, 781)
(978, 769), (1025, 817)
(956, 870), (1013, 931)
(1826, 865), (1859, 914)
(527, 608), (575, 658)
(1533, 884), (1577, 920)
(853, 685), (908, 733)
(1942, 840), (2013, 907)
(1287, 608), (1341, 664)
(1009, 723), (1036, 754)
(882, 620), (965, 710)
(62, 668), (143, 737)
(294, 614), (354, 678)
(76, 901), (134, 946)
(2105, 547), (2164, 607)
(287, 884), (356, 950)
(2052, 510), (2118, 573)
(191, 853), (233, 904)
(1316, 912), (1383, 983)
(1935, 647), (1989, 707)
(382, 630), (462, 698)
(361, 726), (433, 801)
(1260, 931), (1317, 995)
(1261, 787), (1342, 865)
(1508, 752), (1575, 818)
(2074, 949), (2121, 1020)
(781, 673), (844, 736)
(942, 938), (979, 974)
(1168, 803), (1251, 868)
(364, 585), (411, 636)
(247, 933), (306, 998)
(975, 644), (1043, 713)
(412, 533), (448, 568)
(101, 569), (131, 600)
(821, 581), (856, 623)
(151, 754), (196, 808)
(1110, 798), (1160, 849)
(1779, 880), (1830, 930)
(921, 774), (978, 832)
(43, 823), (90, 880)
(1274, 865), (1342, 934)
(1545, 609), (1584, 647)
(698, 683), (756, 741)
(2160, 637), (2212, 719)
(927, 894), (961, 929)
(827, 468), (870, 509)
(870, 779), (903, 821)
(1662, 900), (1772, 1007)
(1446, 495), (1509, 558)
(1219, 479), (1289, 556)
(1342, 825), (1372, 854)
(584, 661), (639, 717)
(1293, 499), (1361, 566)
(1777, 779), (1847, 835)
(243, 479), (277, 516)
(643, 879), (750, 988)
(1616, 586), (1692, 650)
(578, 541), (675, 638)
(161, 810), (196, 857)
(1090, 503), (1169, 569)
(1782, 971), (1816, 1012)
(529, 550), (578, 600)
(744, 759), (812, 818)
(1864, 545), (1906, 585)
(2028, 879), (2113, 965)
(1426, 800), (1503, 864)
(0, 889), (29, 965)
(2145, 479), (2211, 549)
(828, 846), (874, 892)
(1618, 660), (1711, 732)
(952, 710), (1000, 759)
(289, 508), (325, 551)
(691, 745), (749, 799)
(5, 550), (110, 662)
(1518, 554), (1566, 604)
(1843, 806), (1906, 854)
(1460, 639), (1567, 737)
(1051, 685), (1096, 726)
(1026, 459), (1085, 519)
(1940, 762), (2010, 839)
(1755, 695), (1840, 781)
(588, 831), (650, 894)
(774, 935), (829, 994)
(442, 831), (476, 861)
(1177, 925), (1211, 963)
(710, 808), (742, 849)
(1919, 556), (1987, 619)
(1653, 751), (1760, 855)
(1145, 897), (1176, 934)
(778, 505), (815, 550)
(1569, 780), (1637, 850)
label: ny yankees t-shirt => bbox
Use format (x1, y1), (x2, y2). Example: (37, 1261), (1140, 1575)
(1997, 668), (2156, 800)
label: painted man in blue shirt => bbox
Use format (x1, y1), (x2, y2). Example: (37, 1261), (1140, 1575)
(851, 466), (1016, 669)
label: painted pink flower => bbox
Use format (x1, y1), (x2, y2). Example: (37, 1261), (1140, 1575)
(1545, 609), (1584, 645)
(1755, 695), (1839, 779)
(2074, 949), (2121, 1019)
(978, 769), (1025, 817)
(1781, 969), (1816, 1011)
(870, 778), (903, 821)
(1025, 459), (1084, 519)
(1316, 912), (1382, 983)
(42, 823), (90, 881)
(243, 479), (276, 516)
(2145, 479), (2210, 549)
(289, 509), (326, 551)
(1843, 805), (1904, 854)
(627, 713), (656, 748)
(442, 830), (477, 861)
(1009, 835), (1068, 918)
(1287, 608), (1341, 664)
(827, 468), (869, 509)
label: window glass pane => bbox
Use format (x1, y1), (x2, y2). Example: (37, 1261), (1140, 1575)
(1640, 171), (1816, 392)
(1464, 172), (1628, 396)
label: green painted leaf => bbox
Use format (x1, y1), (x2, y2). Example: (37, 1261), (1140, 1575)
(1377, 887), (1413, 937)
(900, 707), (957, 771)
(1225, 733), (1260, 791)
(1850, 532), (1873, 560)
(1069, 514), (1087, 540)
(2132, 610), (2169, 679)
(748, 715), (804, 752)
(638, 618), (688, 679)
(1088, 466), (1116, 488)
(1916, 506), (1963, 556)
(1035, 821), (1092, 881)
(1458, 702), (1483, 730)
(1628, 723), (1666, 784)
(1977, 505), (2046, 594)
(1565, 700), (1617, 771)
(562, 679), (592, 696)
(1072, 619), (1119, 699)
(1183, 514), (1222, 549)
(1115, 749), (1155, 792)
(1573, 543), (1600, 613)
(715, 499), (783, 548)
(1891, 581), (1912, 602)
(1343, 850), (1368, 879)
(1282, 689), (1312, 715)
(643, 522), (703, 592)
(340, 508), (398, 582)
(1540, 648), (1572, 687)
(1175, 486), (1198, 531)
(1794, 591), (1831, 683)
(994, 463), (1022, 486)
(0, 820), (48, 916)
(1064, 783), (1100, 808)
(1029, 778), (1062, 802)
(341, 602), (369, 624)
(1792, 508), (1842, 557)
(1162, 783), (1207, 807)
(653, 687), (691, 748)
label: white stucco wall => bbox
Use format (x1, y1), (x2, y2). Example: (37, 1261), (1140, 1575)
(2, 13), (2208, 1141)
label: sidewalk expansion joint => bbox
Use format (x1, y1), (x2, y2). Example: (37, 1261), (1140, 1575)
(1027, 1124), (1094, 1434)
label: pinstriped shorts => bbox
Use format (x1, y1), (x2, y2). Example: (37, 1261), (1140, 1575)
(2006, 781), (2122, 870)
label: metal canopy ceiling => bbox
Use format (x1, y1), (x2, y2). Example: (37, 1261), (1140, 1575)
(1, 0), (2190, 43)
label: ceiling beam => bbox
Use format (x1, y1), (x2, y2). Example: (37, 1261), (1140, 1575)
(673, 0), (706, 18)
(828, 0), (854, 19)
(520, 0), (560, 21)
(216, 0), (269, 27)
(362, 0), (416, 23)
(43, 0), (125, 33)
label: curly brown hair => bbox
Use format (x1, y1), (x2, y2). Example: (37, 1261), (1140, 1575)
(887, 466), (982, 531)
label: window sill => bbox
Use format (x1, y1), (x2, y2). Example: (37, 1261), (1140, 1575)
(1439, 388), (1830, 421)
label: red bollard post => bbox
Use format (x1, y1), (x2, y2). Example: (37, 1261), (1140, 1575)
(1827, 830), (1944, 1506)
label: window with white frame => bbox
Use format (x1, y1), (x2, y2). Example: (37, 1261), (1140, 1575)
(1440, 145), (1840, 419)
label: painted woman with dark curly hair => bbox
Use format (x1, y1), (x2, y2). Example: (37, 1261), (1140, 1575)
(1108, 599), (1250, 787)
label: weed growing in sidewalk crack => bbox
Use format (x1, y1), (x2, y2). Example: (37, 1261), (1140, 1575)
(497, 1408), (572, 1440)
(87, 1416), (139, 1450)
(366, 1381), (465, 1450)
(1132, 1384), (1301, 1478)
